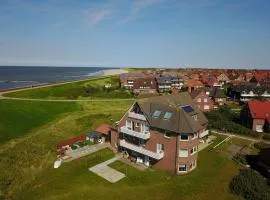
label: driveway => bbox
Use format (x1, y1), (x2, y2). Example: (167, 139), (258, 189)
(89, 156), (125, 183)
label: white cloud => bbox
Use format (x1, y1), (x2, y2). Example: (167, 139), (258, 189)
(119, 0), (163, 25)
(84, 9), (112, 26)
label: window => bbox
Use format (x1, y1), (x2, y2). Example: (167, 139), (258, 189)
(157, 143), (164, 152)
(164, 112), (173, 120)
(256, 125), (263, 132)
(164, 131), (172, 138)
(204, 105), (210, 110)
(179, 164), (187, 172)
(180, 134), (189, 140)
(181, 105), (194, 113)
(126, 120), (132, 130)
(153, 110), (161, 118)
(197, 98), (201, 102)
(190, 132), (198, 140)
(190, 146), (198, 155)
(204, 98), (208, 102)
(136, 122), (140, 127)
(179, 149), (188, 157)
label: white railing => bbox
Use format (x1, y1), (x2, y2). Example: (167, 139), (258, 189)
(128, 112), (147, 121)
(199, 130), (209, 138)
(120, 126), (150, 140)
(158, 85), (171, 89)
(119, 139), (164, 160)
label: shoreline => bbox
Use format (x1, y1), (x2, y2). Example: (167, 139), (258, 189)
(0, 68), (128, 94)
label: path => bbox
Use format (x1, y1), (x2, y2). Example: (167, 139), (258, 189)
(212, 130), (270, 144)
(0, 95), (134, 102)
(63, 143), (111, 162)
(89, 155), (126, 183)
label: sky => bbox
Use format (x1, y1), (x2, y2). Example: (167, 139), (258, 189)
(0, 0), (269, 68)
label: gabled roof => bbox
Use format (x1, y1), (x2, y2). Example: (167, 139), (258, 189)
(210, 87), (227, 98)
(137, 92), (208, 133)
(248, 100), (270, 121)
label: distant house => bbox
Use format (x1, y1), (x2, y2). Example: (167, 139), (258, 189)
(190, 89), (214, 112)
(227, 83), (270, 102)
(120, 73), (146, 89)
(240, 100), (270, 133)
(200, 75), (221, 87)
(133, 77), (158, 94)
(185, 80), (204, 93)
(156, 76), (183, 92)
(217, 73), (230, 84)
(209, 88), (227, 107)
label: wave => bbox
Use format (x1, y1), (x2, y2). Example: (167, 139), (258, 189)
(84, 70), (105, 77)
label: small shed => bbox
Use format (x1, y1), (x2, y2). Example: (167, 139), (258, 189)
(94, 124), (111, 142)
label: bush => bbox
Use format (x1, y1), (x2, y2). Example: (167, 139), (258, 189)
(254, 142), (270, 150)
(230, 169), (270, 200)
(205, 106), (260, 138)
(262, 134), (270, 141)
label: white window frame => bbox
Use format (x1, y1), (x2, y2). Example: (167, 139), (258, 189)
(180, 134), (189, 141)
(197, 98), (201, 102)
(179, 149), (188, 157)
(126, 120), (132, 130)
(204, 98), (208, 103)
(204, 105), (210, 110)
(178, 164), (187, 172)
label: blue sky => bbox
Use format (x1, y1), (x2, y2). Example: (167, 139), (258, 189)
(0, 0), (269, 68)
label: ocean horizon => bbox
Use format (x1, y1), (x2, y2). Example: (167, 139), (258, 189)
(0, 66), (117, 90)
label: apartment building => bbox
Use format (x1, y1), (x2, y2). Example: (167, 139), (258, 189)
(110, 93), (209, 174)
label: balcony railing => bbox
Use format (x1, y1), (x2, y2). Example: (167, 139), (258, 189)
(120, 126), (150, 140)
(119, 139), (164, 160)
(128, 112), (147, 121)
(199, 130), (209, 138)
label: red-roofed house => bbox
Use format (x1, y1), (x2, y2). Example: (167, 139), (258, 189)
(241, 100), (270, 133)
(185, 80), (204, 92)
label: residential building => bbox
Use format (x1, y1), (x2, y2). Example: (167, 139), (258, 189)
(120, 73), (146, 89)
(217, 73), (230, 84)
(240, 100), (270, 133)
(210, 87), (227, 107)
(227, 83), (270, 102)
(133, 77), (158, 94)
(156, 76), (183, 92)
(110, 93), (209, 174)
(190, 89), (214, 112)
(185, 80), (204, 93)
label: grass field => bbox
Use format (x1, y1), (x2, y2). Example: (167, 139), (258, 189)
(8, 136), (241, 200)
(0, 100), (79, 143)
(4, 76), (133, 99)
(0, 77), (245, 200)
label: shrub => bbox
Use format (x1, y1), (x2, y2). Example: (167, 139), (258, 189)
(230, 169), (270, 200)
(254, 142), (270, 150)
(262, 134), (270, 141)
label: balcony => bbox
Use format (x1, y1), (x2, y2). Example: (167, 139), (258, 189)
(119, 139), (164, 160)
(199, 130), (209, 138)
(120, 126), (150, 140)
(128, 112), (147, 121)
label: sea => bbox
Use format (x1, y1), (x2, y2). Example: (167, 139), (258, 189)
(0, 66), (116, 91)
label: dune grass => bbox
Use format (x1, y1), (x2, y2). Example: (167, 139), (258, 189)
(0, 100), (79, 143)
(4, 76), (133, 99)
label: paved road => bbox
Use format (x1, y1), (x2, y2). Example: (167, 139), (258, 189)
(212, 130), (270, 144)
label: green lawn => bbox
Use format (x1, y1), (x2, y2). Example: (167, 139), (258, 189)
(0, 100), (79, 143)
(4, 76), (133, 99)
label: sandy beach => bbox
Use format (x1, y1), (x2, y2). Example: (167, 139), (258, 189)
(102, 68), (128, 76)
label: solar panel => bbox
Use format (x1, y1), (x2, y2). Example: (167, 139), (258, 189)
(153, 110), (162, 118)
(181, 105), (194, 113)
(164, 112), (173, 120)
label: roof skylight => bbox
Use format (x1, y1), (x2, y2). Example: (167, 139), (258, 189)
(164, 112), (173, 120)
(153, 110), (162, 118)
